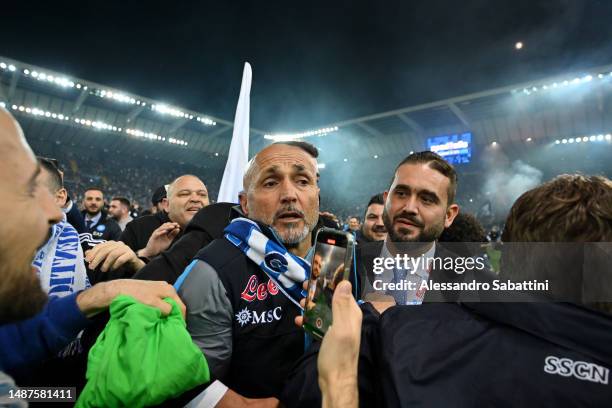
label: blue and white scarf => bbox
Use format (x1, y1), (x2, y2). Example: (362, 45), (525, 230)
(224, 217), (310, 309)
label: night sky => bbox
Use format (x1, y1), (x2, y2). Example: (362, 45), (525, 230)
(2, 0), (611, 131)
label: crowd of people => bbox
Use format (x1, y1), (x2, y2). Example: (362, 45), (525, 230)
(1, 105), (612, 407)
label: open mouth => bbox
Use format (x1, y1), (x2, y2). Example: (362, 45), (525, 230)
(186, 206), (202, 213)
(276, 211), (304, 222)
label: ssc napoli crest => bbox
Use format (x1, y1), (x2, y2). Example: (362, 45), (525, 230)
(96, 224), (106, 232)
(264, 252), (288, 273)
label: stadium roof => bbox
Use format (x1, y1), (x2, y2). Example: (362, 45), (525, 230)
(2, 55), (612, 167)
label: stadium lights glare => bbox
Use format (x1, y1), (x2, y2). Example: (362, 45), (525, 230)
(1, 59), (221, 129)
(151, 104), (192, 119)
(196, 116), (216, 126)
(96, 89), (140, 105)
(317, 163), (326, 169)
(0, 102), (5, 108)
(126, 128), (188, 146)
(513, 71), (609, 97)
(556, 133), (612, 146)
(8, 102), (189, 147)
(22, 69), (80, 89)
(9, 104), (71, 122)
(264, 126), (339, 141)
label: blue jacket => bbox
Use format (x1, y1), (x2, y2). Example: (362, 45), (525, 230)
(0, 293), (90, 376)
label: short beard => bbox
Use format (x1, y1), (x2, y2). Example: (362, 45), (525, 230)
(0, 263), (48, 323)
(382, 207), (444, 243)
(273, 224), (311, 248)
(86, 208), (100, 216)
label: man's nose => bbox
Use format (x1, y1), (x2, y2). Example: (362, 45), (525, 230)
(400, 196), (419, 215)
(279, 179), (298, 203)
(43, 191), (62, 225)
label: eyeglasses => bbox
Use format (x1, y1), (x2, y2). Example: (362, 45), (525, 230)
(37, 156), (60, 170)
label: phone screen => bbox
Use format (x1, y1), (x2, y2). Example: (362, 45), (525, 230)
(303, 232), (352, 339)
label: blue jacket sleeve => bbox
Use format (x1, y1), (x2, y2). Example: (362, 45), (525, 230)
(0, 293), (91, 375)
(65, 200), (87, 234)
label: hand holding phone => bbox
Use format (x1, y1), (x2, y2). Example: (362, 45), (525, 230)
(303, 228), (355, 339)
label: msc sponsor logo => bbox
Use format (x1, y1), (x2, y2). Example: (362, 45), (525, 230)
(235, 306), (282, 327)
(544, 355), (609, 385)
(240, 275), (279, 302)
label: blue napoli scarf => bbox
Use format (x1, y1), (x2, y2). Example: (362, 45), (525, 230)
(224, 217), (310, 309)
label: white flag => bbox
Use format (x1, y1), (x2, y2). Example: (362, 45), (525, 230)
(217, 62), (252, 203)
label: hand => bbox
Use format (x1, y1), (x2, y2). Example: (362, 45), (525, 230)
(76, 279), (186, 318)
(85, 240), (145, 273)
(320, 211), (339, 223)
(217, 389), (279, 407)
(137, 222), (181, 259)
(318, 281), (361, 408)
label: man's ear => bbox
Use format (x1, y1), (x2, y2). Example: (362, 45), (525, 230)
(56, 188), (68, 208)
(239, 193), (249, 216)
(444, 204), (460, 228)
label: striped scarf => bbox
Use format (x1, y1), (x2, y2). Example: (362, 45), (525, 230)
(224, 217), (310, 309)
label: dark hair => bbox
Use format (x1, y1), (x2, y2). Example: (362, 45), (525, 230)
(391, 151), (457, 205)
(439, 212), (486, 243)
(503, 174), (612, 242)
(111, 196), (131, 209)
(84, 187), (104, 195)
(366, 193), (385, 208)
(37, 157), (63, 192)
(272, 141), (319, 158)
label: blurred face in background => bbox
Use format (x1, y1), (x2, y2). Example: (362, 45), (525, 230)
(362, 203), (387, 241)
(108, 199), (128, 220)
(83, 189), (104, 216)
(348, 217), (360, 231)
(167, 175), (209, 228)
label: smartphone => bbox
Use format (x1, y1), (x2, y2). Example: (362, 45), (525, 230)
(303, 228), (355, 340)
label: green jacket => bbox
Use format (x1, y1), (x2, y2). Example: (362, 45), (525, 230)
(77, 295), (209, 407)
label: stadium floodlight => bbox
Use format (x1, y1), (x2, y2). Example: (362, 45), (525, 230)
(568, 138), (575, 143)
(264, 126), (339, 141)
(0, 102), (5, 108)
(0, 62), (7, 69)
(561, 139), (567, 144)
(589, 136), (596, 142)
(196, 116), (216, 126)
(343, 158), (348, 162)
(22, 68), (78, 89)
(214, 152), (219, 156)
(10, 104), (71, 122)
(582, 136), (589, 142)
(607, 134), (612, 141)
(8, 65), (16, 72)
(554, 140), (560, 144)
(97, 89), (139, 105)
(517, 70), (608, 98)
(597, 134), (604, 141)
(317, 163), (326, 169)
(151, 104), (191, 119)
(126, 128), (188, 146)
(373, 154), (378, 158)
